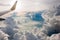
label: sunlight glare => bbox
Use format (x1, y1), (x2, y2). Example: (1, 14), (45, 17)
(16, 0), (22, 11)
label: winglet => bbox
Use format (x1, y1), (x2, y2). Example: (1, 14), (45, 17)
(10, 1), (17, 11)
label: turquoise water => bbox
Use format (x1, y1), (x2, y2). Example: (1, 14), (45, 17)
(26, 11), (45, 28)
(26, 11), (44, 22)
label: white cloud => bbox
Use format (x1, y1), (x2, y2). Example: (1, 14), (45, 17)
(0, 30), (9, 40)
(0, 0), (60, 40)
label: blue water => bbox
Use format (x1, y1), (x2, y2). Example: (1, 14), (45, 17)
(32, 12), (44, 22)
(25, 11), (45, 28)
(26, 11), (44, 22)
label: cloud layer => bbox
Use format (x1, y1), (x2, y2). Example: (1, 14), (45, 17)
(0, 0), (60, 40)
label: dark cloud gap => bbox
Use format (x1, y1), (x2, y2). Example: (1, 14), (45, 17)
(46, 19), (60, 36)
(56, 5), (60, 16)
(47, 29), (60, 36)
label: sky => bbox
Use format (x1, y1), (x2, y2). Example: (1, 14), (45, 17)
(0, 0), (60, 11)
(0, 0), (60, 18)
(0, 0), (11, 11)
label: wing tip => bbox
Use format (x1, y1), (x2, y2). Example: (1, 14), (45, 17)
(10, 1), (17, 11)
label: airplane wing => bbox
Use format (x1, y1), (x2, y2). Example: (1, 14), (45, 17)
(10, 1), (17, 11)
(0, 1), (17, 21)
(0, 1), (17, 16)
